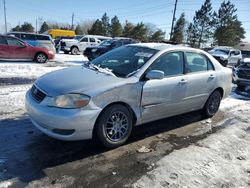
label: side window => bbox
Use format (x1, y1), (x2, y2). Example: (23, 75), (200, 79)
(36, 35), (50, 40)
(21, 34), (36, 40)
(185, 52), (213, 73)
(149, 52), (184, 77)
(6, 37), (24, 47)
(80, 37), (88, 42)
(90, 38), (95, 43)
(113, 41), (122, 48)
(0, 36), (7, 45)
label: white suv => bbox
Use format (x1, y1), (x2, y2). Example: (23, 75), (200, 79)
(208, 47), (242, 67)
(60, 35), (110, 55)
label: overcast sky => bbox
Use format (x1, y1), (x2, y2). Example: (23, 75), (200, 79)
(0, 0), (249, 41)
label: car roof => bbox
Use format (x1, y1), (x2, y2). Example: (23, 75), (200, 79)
(127, 43), (197, 51)
(7, 31), (50, 37)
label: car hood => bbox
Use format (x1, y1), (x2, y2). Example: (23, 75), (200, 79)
(209, 51), (229, 58)
(35, 66), (124, 96)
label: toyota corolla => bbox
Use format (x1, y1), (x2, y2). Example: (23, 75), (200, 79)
(25, 43), (232, 148)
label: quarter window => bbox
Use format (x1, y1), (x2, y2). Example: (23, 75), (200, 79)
(149, 52), (184, 77)
(185, 52), (214, 73)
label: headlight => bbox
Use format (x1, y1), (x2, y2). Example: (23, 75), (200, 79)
(49, 94), (90, 109)
(48, 50), (54, 54)
(91, 49), (97, 52)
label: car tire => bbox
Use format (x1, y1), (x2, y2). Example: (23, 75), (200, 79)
(71, 47), (79, 55)
(35, 53), (48, 63)
(95, 104), (133, 148)
(202, 90), (221, 118)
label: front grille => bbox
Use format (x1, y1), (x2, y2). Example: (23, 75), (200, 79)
(238, 69), (250, 79)
(31, 85), (46, 103)
(60, 41), (66, 47)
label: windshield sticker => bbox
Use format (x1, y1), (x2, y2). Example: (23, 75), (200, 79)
(135, 52), (153, 58)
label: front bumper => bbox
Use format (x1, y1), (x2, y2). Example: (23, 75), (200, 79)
(233, 73), (250, 86)
(25, 90), (102, 141)
(60, 46), (71, 52)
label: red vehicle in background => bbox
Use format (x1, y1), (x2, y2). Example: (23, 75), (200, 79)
(0, 35), (54, 63)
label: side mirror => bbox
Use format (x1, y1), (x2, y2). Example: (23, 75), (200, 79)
(145, 70), (164, 80)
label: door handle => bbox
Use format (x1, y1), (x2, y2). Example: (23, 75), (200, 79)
(209, 74), (215, 79)
(179, 79), (187, 84)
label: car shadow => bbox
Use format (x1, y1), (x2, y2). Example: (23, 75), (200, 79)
(0, 110), (208, 185)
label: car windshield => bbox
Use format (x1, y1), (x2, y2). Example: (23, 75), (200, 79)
(90, 46), (158, 77)
(214, 49), (230, 55)
(74, 36), (83, 41)
(100, 40), (113, 46)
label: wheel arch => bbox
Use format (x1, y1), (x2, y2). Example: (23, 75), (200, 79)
(92, 101), (137, 137)
(34, 51), (48, 61)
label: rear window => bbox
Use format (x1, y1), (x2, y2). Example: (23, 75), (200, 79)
(21, 34), (37, 40)
(36, 35), (50, 40)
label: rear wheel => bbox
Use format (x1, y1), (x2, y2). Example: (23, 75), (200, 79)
(71, 47), (79, 55)
(35, 53), (48, 63)
(202, 90), (221, 118)
(95, 104), (133, 148)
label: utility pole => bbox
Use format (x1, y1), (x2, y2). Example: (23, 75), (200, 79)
(71, 12), (74, 30)
(36, 18), (38, 33)
(3, 0), (7, 33)
(170, 0), (178, 41)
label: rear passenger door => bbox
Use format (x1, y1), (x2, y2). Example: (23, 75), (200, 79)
(0, 36), (9, 59)
(184, 51), (216, 110)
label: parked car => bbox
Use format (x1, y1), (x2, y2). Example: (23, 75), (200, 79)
(0, 35), (54, 63)
(84, 38), (138, 60)
(25, 43), (232, 148)
(233, 58), (250, 91)
(7, 32), (56, 54)
(60, 35), (112, 55)
(208, 46), (242, 67)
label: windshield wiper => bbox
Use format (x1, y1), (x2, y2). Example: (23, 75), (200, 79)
(83, 62), (116, 77)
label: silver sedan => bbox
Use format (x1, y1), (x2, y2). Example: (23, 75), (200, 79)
(25, 43), (232, 148)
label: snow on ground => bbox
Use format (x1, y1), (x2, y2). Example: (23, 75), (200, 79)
(0, 54), (87, 79)
(133, 93), (250, 187)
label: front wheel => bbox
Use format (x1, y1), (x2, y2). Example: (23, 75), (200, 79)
(71, 47), (79, 55)
(35, 53), (48, 63)
(202, 90), (221, 118)
(95, 104), (133, 148)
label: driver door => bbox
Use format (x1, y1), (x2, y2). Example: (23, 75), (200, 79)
(140, 51), (188, 123)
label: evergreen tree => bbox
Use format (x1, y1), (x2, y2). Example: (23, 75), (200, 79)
(188, 0), (213, 47)
(110, 16), (122, 37)
(101, 13), (110, 36)
(213, 0), (245, 46)
(20, 22), (34, 32)
(11, 25), (21, 32)
(186, 23), (198, 47)
(123, 21), (135, 37)
(75, 24), (83, 35)
(171, 13), (186, 43)
(150, 30), (165, 42)
(131, 22), (147, 41)
(39, 21), (49, 33)
(88, 19), (105, 35)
